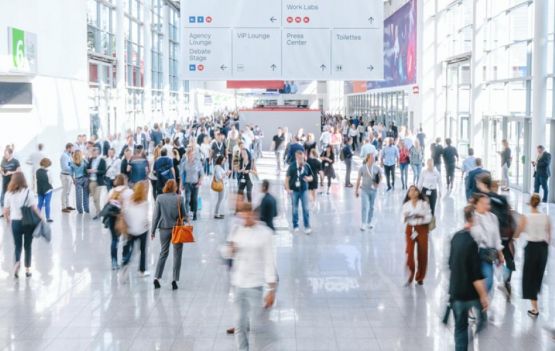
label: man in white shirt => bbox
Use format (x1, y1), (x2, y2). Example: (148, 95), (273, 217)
(319, 126), (332, 152)
(221, 202), (277, 351)
(26, 144), (45, 192)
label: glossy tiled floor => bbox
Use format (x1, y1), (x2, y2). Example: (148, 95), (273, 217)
(1, 153), (555, 351)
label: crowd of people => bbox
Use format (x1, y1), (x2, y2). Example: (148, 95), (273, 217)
(0, 112), (554, 350)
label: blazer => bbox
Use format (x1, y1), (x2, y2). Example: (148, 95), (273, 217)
(87, 158), (107, 186)
(535, 152), (551, 178)
(151, 193), (188, 232)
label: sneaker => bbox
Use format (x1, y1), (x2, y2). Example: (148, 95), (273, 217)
(25, 272), (32, 278)
(139, 271), (150, 277)
(368, 224), (374, 229)
(360, 224), (366, 231)
(67, 207), (76, 211)
(111, 261), (119, 270)
(47, 219), (53, 223)
(153, 279), (161, 289)
(304, 228), (312, 235)
(62, 209), (71, 213)
(293, 227), (300, 233)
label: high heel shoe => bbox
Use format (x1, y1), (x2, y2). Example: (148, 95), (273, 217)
(153, 279), (161, 289)
(171, 281), (178, 290)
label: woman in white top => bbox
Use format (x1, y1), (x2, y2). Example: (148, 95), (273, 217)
(402, 185), (432, 285)
(514, 193), (551, 318)
(470, 193), (504, 293)
(2, 172), (42, 278)
(418, 159), (442, 216)
(120, 181), (150, 280)
(213, 155), (228, 219)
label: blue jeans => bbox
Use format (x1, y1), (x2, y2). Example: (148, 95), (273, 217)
(234, 287), (264, 351)
(360, 188), (377, 225)
(184, 183), (199, 217)
(75, 177), (90, 213)
(11, 220), (33, 267)
(452, 299), (484, 351)
(411, 163), (422, 184)
(481, 261), (494, 293)
(122, 232), (147, 272)
(291, 190), (310, 229)
(38, 191), (52, 220)
(400, 163), (409, 188)
(534, 175), (549, 202)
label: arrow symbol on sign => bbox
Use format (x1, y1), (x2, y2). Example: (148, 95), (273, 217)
(270, 16), (277, 23)
(270, 64), (277, 71)
(320, 64), (326, 71)
(220, 65), (227, 71)
(368, 17), (374, 24)
(367, 65), (374, 71)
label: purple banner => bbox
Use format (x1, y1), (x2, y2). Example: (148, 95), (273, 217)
(367, 0), (417, 89)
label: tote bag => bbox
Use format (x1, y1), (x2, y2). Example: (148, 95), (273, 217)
(171, 196), (195, 244)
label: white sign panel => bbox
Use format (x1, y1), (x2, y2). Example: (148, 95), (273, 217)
(182, 0), (384, 80)
(233, 29), (282, 79)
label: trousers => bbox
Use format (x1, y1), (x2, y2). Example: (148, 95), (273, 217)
(291, 190), (310, 229)
(122, 232), (147, 272)
(452, 299), (484, 351)
(74, 177), (90, 213)
(405, 225), (429, 283)
(88, 181), (105, 215)
(234, 287), (264, 351)
(384, 165), (395, 189)
(38, 191), (52, 220)
(360, 188), (377, 225)
(12, 220), (33, 267)
(60, 174), (73, 209)
(154, 229), (183, 282)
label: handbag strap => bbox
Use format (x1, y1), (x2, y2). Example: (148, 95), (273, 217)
(176, 195), (183, 225)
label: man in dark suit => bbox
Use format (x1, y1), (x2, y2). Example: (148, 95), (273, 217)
(465, 158), (489, 200)
(431, 138), (444, 174)
(532, 145), (552, 202)
(256, 180), (277, 231)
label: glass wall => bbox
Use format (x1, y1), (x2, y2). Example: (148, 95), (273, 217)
(346, 91), (409, 129)
(87, 0), (116, 56)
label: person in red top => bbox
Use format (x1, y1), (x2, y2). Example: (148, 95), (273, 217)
(399, 140), (410, 190)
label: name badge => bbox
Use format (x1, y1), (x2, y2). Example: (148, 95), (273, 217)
(426, 190), (432, 196)
(295, 181), (301, 188)
(240, 178), (246, 184)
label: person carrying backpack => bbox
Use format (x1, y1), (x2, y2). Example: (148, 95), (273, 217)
(153, 148), (175, 197)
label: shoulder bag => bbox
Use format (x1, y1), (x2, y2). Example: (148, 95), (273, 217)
(171, 196), (195, 244)
(21, 189), (41, 230)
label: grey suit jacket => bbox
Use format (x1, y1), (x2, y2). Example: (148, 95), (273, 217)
(151, 193), (188, 233)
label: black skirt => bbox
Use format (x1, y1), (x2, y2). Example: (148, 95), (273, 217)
(522, 241), (548, 300)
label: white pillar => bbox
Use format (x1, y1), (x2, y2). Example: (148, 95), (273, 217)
(162, 3), (171, 117)
(143, 0), (152, 124)
(116, 0), (126, 132)
(531, 0), (548, 149)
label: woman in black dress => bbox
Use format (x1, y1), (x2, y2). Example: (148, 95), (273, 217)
(306, 149), (322, 206)
(320, 145), (335, 194)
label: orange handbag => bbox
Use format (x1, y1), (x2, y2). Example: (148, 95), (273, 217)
(171, 196), (195, 244)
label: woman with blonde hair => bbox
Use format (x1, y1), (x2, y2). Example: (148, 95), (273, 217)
(3, 172), (42, 278)
(514, 194), (551, 317)
(152, 179), (190, 290)
(120, 181), (150, 280)
(70, 150), (89, 214)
